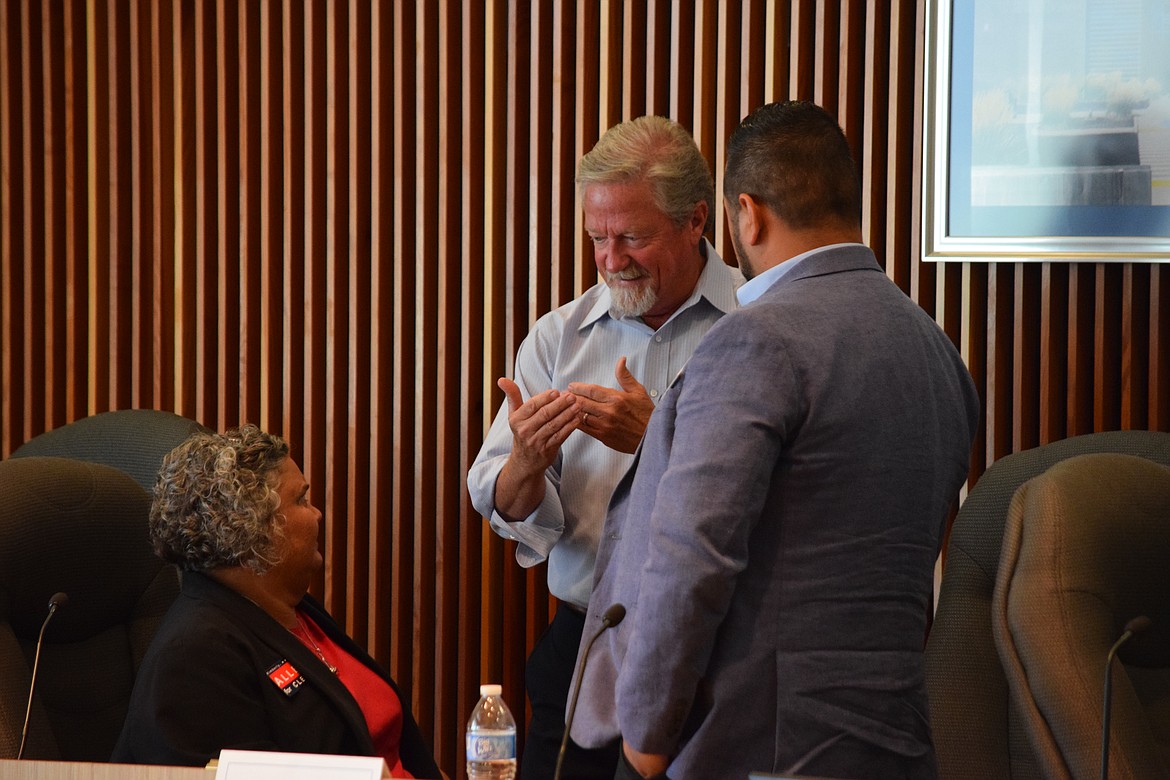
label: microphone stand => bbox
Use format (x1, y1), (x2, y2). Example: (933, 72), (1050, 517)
(1100, 615), (1151, 780)
(554, 603), (626, 780)
(18, 592), (69, 760)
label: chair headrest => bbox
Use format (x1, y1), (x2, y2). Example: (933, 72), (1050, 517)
(0, 457), (162, 642)
(9, 409), (208, 493)
(997, 452), (1170, 668)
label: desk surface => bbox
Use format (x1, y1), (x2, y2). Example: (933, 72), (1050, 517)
(0, 759), (211, 778)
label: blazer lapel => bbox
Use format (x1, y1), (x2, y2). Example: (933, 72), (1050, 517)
(181, 572), (374, 751)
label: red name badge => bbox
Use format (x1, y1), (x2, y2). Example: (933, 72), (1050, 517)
(267, 660), (305, 696)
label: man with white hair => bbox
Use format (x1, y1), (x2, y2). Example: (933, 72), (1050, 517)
(467, 115), (742, 779)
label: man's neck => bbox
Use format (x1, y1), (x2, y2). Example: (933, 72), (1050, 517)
(756, 225), (862, 276)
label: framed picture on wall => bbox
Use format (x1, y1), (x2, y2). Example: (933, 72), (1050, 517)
(922, 0), (1170, 262)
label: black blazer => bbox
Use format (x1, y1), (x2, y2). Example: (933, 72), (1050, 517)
(112, 571), (441, 779)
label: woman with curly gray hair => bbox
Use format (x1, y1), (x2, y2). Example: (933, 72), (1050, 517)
(113, 425), (441, 779)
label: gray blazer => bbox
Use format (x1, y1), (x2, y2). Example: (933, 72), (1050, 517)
(569, 245), (980, 779)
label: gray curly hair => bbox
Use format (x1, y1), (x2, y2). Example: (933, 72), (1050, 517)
(150, 424), (290, 574)
(577, 115), (714, 233)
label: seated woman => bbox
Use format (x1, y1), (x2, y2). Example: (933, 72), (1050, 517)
(113, 425), (442, 779)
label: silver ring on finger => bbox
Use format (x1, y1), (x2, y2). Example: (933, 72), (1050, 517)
(582, 412), (589, 426)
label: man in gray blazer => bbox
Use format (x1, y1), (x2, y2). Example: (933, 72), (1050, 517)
(569, 101), (981, 779)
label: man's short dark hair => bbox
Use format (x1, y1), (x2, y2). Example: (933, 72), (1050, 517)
(723, 101), (861, 229)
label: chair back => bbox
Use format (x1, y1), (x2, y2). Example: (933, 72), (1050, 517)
(994, 453), (1170, 780)
(925, 430), (1170, 779)
(10, 409), (209, 492)
(0, 457), (178, 760)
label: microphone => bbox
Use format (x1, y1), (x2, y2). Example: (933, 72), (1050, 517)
(17, 591), (69, 760)
(554, 603), (626, 780)
(1100, 615), (1150, 780)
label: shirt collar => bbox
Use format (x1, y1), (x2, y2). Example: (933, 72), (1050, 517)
(581, 238), (737, 329)
(736, 242), (865, 305)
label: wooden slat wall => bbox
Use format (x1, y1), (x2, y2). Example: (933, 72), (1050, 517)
(2, 2), (1168, 777)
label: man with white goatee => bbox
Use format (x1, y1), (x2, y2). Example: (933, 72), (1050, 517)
(467, 115), (742, 780)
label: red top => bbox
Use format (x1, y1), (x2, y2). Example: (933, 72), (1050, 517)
(291, 610), (413, 778)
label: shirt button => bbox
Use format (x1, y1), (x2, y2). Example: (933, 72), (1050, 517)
(654, 335), (663, 343)
(649, 389), (659, 398)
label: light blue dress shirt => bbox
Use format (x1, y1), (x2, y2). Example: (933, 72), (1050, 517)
(467, 241), (742, 608)
(736, 243), (867, 305)
(734, 242), (865, 306)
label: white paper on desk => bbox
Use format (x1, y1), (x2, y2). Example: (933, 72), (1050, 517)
(214, 749), (390, 779)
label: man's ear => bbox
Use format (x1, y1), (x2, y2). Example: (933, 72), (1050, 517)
(734, 193), (766, 246)
(687, 199), (708, 241)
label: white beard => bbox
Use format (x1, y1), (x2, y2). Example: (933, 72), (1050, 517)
(606, 274), (658, 318)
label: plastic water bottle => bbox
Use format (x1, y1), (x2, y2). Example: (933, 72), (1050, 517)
(465, 683), (517, 779)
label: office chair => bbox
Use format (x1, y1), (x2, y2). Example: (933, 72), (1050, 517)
(0, 457), (179, 760)
(925, 430), (1170, 779)
(993, 452), (1170, 779)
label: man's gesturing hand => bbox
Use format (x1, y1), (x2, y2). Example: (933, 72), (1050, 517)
(567, 357), (654, 454)
(499, 377), (581, 475)
(492, 377), (581, 523)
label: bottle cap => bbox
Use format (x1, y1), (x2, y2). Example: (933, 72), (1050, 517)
(480, 684), (502, 696)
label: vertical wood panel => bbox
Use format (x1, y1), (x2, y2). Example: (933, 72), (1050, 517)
(301, 0), (328, 601)
(713, 0), (741, 255)
(621, 1), (646, 119)
(412, 0), (439, 745)
(860, 0), (887, 254)
(321, 0), (348, 624)
(343, 0), (372, 647)
(1152, 266), (1170, 430)
(389, 0), (416, 695)
(23, 1), (45, 436)
(433, 0), (462, 760)
(279, 0), (304, 464)
(1067, 264), (1096, 435)
(644, 0), (670, 117)
(549, 1), (576, 305)
(3, 4), (1170, 778)
(192, 0), (216, 425)
(837, 0), (866, 148)
(669, 1), (695, 124)
(789, 0), (816, 98)
(215, 0), (241, 430)
(258, 0), (281, 428)
(237, 0), (262, 426)
(813, 0), (840, 113)
(149, 0), (174, 413)
(963, 263), (990, 479)
(367, 0), (394, 670)
(1094, 265), (1123, 430)
(173, 0), (197, 419)
(1012, 265), (1041, 451)
(1038, 263), (1069, 444)
(524, 0), (555, 690)
(41, 0), (65, 425)
(986, 264), (1014, 463)
(87, 2), (110, 415)
(1121, 264), (1151, 429)
(573, 0), (599, 294)
(0, 0), (18, 444)
(882, 0), (917, 289)
(457, 0), (487, 756)
(128, 0), (151, 408)
(690, 1), (717, 161)
(478, 0), (508, 704)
